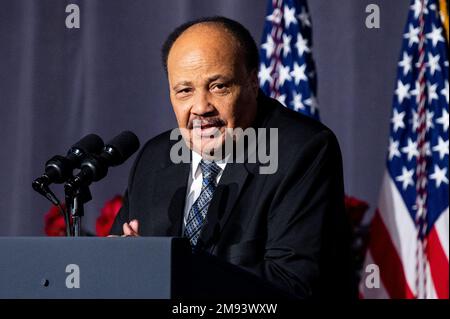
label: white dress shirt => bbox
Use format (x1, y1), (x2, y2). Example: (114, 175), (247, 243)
(182, 151), (228, 234)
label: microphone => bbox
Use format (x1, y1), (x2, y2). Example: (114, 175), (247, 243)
(65, 131), (140, 193)
(32, 134), (104, 204)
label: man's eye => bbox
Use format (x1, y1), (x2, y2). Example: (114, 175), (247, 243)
(212, 84), (228, 92)
(177, 88), (192, 95)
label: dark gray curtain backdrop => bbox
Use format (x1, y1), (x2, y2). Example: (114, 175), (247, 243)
(0, 0), (410, 235)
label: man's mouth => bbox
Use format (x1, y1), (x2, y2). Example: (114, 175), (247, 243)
(195, 124), (223, 138)
(191, 119), (225, 138)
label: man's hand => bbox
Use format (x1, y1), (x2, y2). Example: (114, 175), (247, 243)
(108, 219), (139, 237)
(122, 219), (139, 236)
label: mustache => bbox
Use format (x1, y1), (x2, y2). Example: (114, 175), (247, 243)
(187, 117), (226, 129)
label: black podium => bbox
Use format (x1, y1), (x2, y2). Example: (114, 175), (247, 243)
(0, 237), (290, 299)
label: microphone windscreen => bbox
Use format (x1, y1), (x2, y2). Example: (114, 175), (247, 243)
(71, 134), (104, 154)
(106, 131), (140, 165)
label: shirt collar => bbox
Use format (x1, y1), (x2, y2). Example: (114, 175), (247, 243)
(191, 151), (228, 179)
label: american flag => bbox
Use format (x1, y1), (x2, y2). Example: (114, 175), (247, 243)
(258, 0), (319, 120)
(360, 0), (449, 299)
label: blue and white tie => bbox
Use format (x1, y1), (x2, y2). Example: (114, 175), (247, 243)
(184, 160), (221, 247)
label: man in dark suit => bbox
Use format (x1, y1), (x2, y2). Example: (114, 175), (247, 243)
(111, 16), (355, 299)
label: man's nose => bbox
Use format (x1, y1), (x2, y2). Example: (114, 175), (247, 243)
(191, 91), (215, 116)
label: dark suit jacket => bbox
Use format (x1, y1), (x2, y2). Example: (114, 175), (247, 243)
(111, 93), (356, 299)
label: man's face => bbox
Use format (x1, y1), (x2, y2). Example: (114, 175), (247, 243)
(167, 23), (259, 158)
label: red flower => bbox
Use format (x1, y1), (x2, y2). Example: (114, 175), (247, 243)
(44, 204), (67, 236)
(344, 195), (369, 228)
(96, 195), (123, 236)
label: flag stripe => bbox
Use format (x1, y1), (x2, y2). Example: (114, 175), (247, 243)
(435, 207), (449, 259)
(369, 210), (416, 298)
(427, 225), (450, 298)
(378, 172), (418, 294)
(359, 251), (390, 299)
(425, 259), (438, 298)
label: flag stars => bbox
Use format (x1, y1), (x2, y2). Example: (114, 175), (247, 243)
(436, 109), (449, 132)
(391, 109), (406, 132)
(284, 5), (297, 29)
(388, 138), (401, 160)
(410, 80), (421, 104)
(440, 81), (449, 104)
(411, 109), (420, 131)
(398, 52), (413, 76)
(282, 34), (292, 57)
(379, 1), (450, 222)
(266, 8), (282, 24)
(424, 141), (432, 157)
(292, 92), (305, 112)
(395, 80), (411, 104)
(261, 4), (317, 118)
(304, 96), (318, 114)
(276, 94), (287, 107)
(432, 137), (449, 160)
(429, 165), (449, 188)
(290, 62), (307, 85)
(295, 33), (310, 56)
(401, 138), (419, 161)
(426, 109), (434, 131)
(258, 62), (273, 87)
(426, 24), (445, 47)
(427, 82), (439, 104)
(410, 0), (428, 19)
(427, 53), (441, 76)
(278, 64), (292, 86)
(404, 24), (420, 47)
(261, 35), (275, 59)
(297, 7), (311, 27)
(396, 167), (415, 190)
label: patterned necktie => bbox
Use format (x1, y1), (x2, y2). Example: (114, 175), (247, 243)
(184, 160), (221, 247)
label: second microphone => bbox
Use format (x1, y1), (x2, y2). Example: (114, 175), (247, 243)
(65, 131), (140, 194)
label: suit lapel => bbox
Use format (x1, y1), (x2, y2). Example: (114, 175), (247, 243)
(151, 160), (190, 237)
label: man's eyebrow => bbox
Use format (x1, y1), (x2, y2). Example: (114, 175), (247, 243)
(172, 75), (231, 90)
(207, 74), (230, 82)
(172, 81), (192, 90)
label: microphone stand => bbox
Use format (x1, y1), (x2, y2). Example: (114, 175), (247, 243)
(33, 178), (72, 237)
(64, 184), (92, 237)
